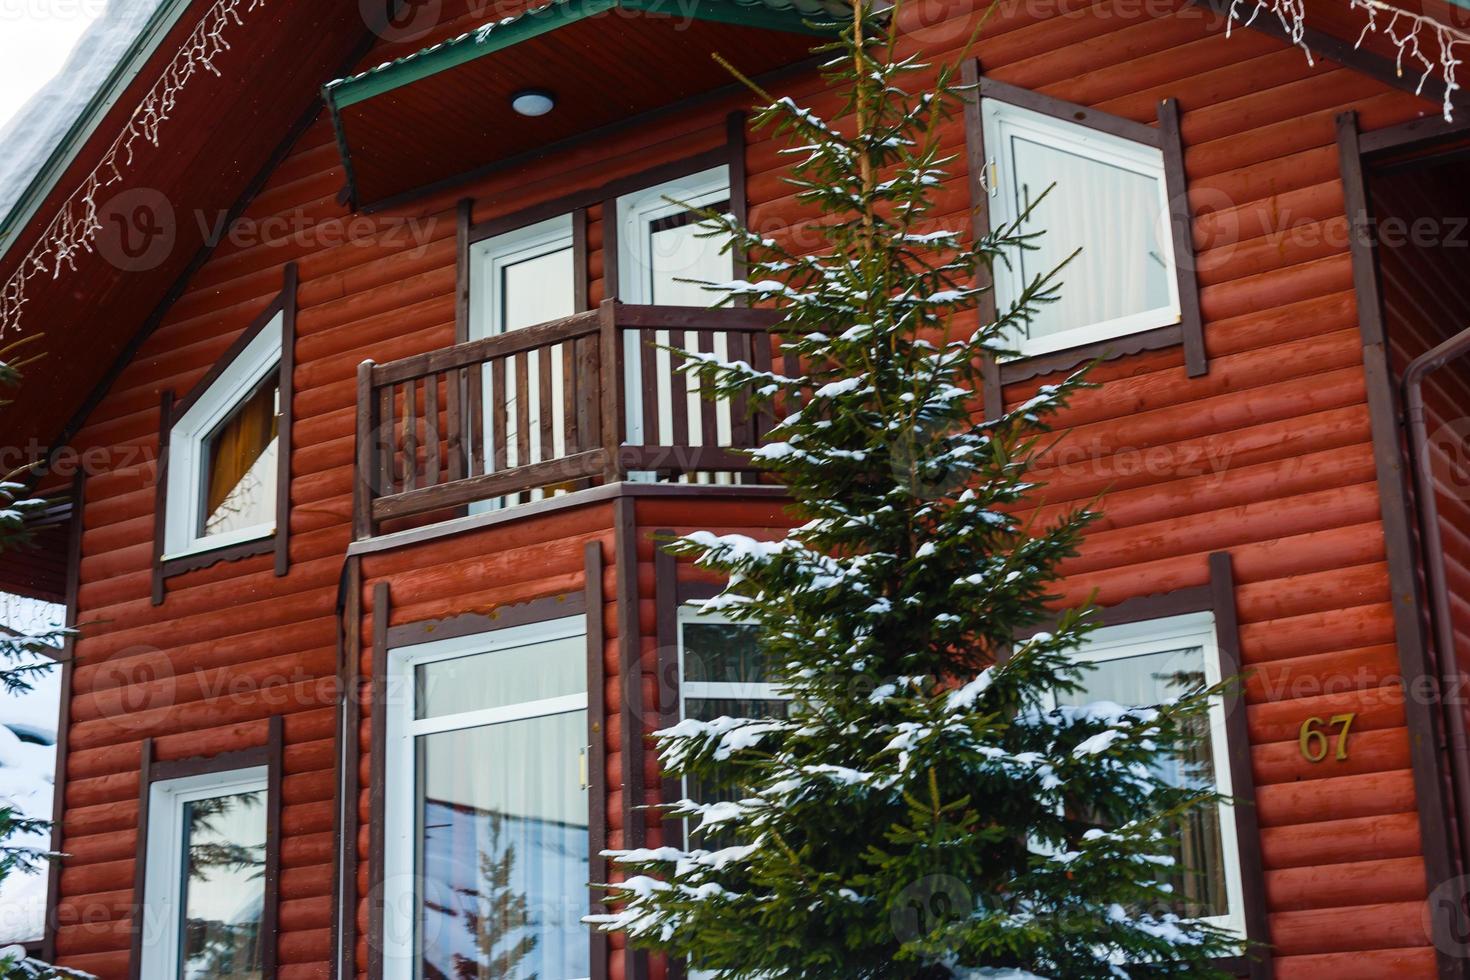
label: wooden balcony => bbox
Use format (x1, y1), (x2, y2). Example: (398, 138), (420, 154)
(353, 300), (781, 538)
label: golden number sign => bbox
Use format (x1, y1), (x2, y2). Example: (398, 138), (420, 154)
(1299, 713), (1356, 763)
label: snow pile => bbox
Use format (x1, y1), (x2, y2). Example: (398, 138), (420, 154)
(0, 0), (170, 243)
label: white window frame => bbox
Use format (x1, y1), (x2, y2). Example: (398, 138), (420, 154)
(983, 99), (1180, 359)
(139, 766), (270, 979)
(677, 605), (782, 710)
(1057, 611), (1245, 940)
(382, 615), (590, 980)
(468, 213), (575, 340)
(616, 166), (731, 452)
(163, 311), (282, 559)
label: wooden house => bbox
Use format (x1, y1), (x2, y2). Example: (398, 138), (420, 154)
(4, 0), (1470, 976)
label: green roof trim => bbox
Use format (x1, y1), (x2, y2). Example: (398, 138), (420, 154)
(322, 0), (847, 112)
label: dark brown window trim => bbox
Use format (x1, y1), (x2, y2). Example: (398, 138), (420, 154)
(960, 60), (1206, 419)
(1337, 110), (1464, 974)
(127, 715), (284, 980)
(364, 578), (609, 980)
(151, 264), (299, 604)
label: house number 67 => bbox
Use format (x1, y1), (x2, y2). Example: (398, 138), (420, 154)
(1299, 713), (1357, 763)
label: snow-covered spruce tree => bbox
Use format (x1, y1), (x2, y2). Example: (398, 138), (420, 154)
(589, 5), (1241, 977)
(0, 337), (85, 980)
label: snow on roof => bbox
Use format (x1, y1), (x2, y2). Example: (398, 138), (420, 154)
(0, 0), (171, 245)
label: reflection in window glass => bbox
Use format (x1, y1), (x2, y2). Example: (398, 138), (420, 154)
(1055, 645), (1227, 919)
(178, 790), (267, 979)
(1006, 134), (1171, 343)
(202, 379), (278, 538)
(647, 206), (732, 307)
(415, 711), (590, 980)
(682, 621), (767, 686)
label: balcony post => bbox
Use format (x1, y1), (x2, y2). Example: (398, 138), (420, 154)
(354, 359), (377, 540)
(598, 299), (625, 484)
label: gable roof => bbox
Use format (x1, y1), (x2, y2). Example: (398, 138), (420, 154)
(0, 0), (1454, 476)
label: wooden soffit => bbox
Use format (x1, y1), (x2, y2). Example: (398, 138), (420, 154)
(322, 0), (845, 210)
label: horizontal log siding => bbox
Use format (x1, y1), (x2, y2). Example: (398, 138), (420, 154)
(935, 1), (1435, 975)
(354, 503), (615, 979)
(49, 0), (1447, 977)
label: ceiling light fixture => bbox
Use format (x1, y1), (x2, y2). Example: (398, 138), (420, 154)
(511, 89), (556, 117)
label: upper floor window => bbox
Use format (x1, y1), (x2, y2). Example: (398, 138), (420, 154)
(384, 616), (591, 980)
(1055, 613), (1244, 936)
(140, 767), (270, 978)
(617, 166), (732, 306)
(983, 99), (1179, 358)
(164, 312), (282, 559)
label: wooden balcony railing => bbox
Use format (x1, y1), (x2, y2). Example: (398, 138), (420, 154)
(353, 299), (782, 538)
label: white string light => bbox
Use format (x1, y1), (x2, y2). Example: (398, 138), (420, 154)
(1350, 0), (1469, 121)
(1226, 0), (1470, 121)
(0, 0), (266, 337)
(1225, 0), (1314, 63)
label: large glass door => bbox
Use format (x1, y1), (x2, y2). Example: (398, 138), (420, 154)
(468, 215), (577, 504)
(616, 167), (734, 470)
(385, 619), (591, 980)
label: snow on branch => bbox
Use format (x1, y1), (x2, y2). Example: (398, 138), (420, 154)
(0, 0), (268, 338)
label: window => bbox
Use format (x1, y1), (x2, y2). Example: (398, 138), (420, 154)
(617, 167), (737, 460)
(384, 617), (591, 980)
(616, 166), (733, 308)
(676, 608), (787, 848)
(140, 767), (270, 979)
(982, 99), (1179, 358)
(164, 312), (282, 559)
(1056, 613), (1244, 936)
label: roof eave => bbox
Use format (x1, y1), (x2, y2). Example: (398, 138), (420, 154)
(0, 0), (193, 265)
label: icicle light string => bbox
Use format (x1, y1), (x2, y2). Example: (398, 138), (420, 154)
(1227, 0), (1470, 121)
(1350, 0), (1468, 120)
(0, 0), (266, 338)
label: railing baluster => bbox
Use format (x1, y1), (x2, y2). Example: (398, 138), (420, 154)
(425, 371), (440, 487)
(752, 323), (773, 440)
(467, 364), (484, 477)
(492, 356), (508, 474)
(378, 383), (394, 496)
(669, 328), (688, 448)
(728, 328), (752, 449)
(539, 346), (555, 464)
(515, 349), (532, 470)
(563, 340), (579, 455)
(640, 326), (659, 454)
(446, 366), (465, 482)
(698, 328), (718, 451)
(402, 377), (419, 493)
